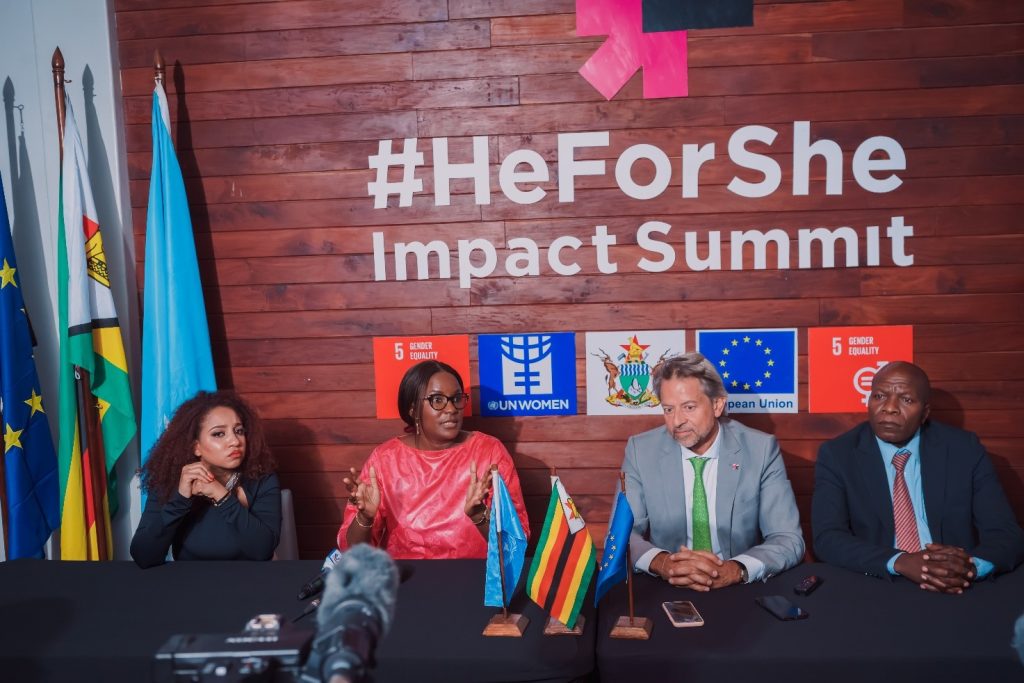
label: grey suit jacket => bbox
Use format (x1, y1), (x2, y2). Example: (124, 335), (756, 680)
(622, 418), (805, 578)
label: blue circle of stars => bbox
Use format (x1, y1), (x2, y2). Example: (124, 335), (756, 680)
(717, 335), (776, 393)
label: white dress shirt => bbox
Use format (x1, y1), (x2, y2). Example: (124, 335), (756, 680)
(635, 424), (766, 581)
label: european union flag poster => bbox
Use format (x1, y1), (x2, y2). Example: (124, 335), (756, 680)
(696, 328), (798, 413)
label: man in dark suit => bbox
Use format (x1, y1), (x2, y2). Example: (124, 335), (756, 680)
(813, 361), (1024, 593)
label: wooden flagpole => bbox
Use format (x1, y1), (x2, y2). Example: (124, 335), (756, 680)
(154, 50), (165, 86)
(52, 49), (66, 159)
(483, 466), (527, 636)
(610, 471), (652, 639)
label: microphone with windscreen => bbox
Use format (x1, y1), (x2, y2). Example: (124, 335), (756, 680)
(300, 544), (399, 683)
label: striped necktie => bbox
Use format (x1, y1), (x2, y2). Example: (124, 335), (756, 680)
(689, 457), (712, 552)
(892, 449), (920, 553)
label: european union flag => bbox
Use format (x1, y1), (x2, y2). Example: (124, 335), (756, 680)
(697, 328), (797, 394)
(484, 470), (528, 607)
(141, 82), (216, 478)
(594, 491), (634, 606)
(0, 170), (59, 559)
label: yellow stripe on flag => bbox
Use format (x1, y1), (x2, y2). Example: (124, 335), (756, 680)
(60, 424), (87, 559)
(91, 326), (129, 373)
(554, 537), (595, 623)
(528, 501), (565, 599)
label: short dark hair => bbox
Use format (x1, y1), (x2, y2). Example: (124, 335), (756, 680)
(396, 360), (465, 429)
(652, 352), (728, 402)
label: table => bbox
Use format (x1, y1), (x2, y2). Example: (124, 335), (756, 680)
(0, 558), (595, 683)
(2, 558), (1020, 682)
(595, 562), (1024, 682)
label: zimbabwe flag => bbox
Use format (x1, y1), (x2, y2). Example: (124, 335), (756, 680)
(57, 92), (136, 560)
(525, 476), (595, 629)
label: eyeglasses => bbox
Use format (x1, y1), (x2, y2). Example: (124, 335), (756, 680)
(423, 393), (470, 411)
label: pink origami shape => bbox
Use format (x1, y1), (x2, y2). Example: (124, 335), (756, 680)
(577, 0), (689, 100)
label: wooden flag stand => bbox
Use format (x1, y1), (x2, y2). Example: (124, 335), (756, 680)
(609, 473), (652, 640)
(483, 610), (528, 637)
(484, 467), (528, 637)
(544, 615), (585, 636)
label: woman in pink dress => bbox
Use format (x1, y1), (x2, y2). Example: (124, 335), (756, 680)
(338, 360), (529, 559)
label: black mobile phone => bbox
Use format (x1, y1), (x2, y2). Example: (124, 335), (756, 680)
(794, 574), (822, 596)
(755, 595), (809, 621)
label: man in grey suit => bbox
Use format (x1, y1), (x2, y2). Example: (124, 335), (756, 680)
(622, 353), (805, 590)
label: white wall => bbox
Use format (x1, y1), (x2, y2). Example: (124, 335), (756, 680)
(0, 0), (141, 559)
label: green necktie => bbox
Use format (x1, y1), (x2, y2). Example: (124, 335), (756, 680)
(689, 457), (712, 552)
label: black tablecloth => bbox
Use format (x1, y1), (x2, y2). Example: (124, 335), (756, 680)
(595, 563), (1024, 682)
(376, 559), (594, 683)
(0, 558), (596, 683)
(2, 559), (1021, 682)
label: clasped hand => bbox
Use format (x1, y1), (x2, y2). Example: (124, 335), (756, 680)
(653, 547), (742, 591)
(178, 462), (225, 500)
(894, 543), (976, 594)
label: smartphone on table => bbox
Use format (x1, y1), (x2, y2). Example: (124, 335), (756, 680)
(662, 600), (705, 627)
(755, 595), (809, 621)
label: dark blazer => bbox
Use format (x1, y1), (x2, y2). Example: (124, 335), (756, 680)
(812, 420), (1024, 577)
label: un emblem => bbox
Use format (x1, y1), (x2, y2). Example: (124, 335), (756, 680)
(499, 335), (554, 395)
(478, 332), (577, 416)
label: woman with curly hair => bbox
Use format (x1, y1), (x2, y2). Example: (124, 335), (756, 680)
(130, 391), (281, 568)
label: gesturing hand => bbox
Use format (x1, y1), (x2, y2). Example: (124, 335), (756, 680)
(464, 462), (492, 518)
(178, 461), (214, 499)
(344, 466), (381, 521)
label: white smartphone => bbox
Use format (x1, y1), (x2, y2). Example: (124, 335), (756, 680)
(662, 600), (705, 627)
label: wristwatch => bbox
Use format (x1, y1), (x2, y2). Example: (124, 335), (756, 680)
(733, 560), (749, 583)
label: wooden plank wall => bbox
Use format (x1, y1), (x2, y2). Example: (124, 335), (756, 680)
(113, 0), (1024, 558)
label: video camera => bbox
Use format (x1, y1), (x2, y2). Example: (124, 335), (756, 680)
(153, 545), (400, 683)
(154, 613), (312, 682)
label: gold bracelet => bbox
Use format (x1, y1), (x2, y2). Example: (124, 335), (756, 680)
(471, 508), (489, 526)
(354, 512), (374, 528)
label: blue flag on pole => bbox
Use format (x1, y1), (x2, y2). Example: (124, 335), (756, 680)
(484, 470), (528, 607)
(141, 82), (216, 475)
(0, 170), (59, 558)
(594, 491), (634, 605)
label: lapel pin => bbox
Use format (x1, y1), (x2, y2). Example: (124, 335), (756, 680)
(731, 463), (740, 470)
